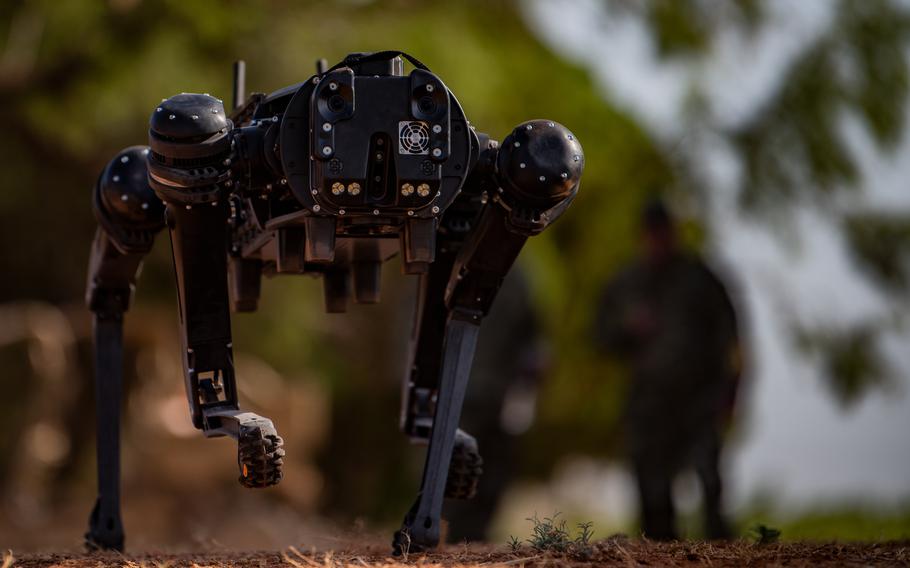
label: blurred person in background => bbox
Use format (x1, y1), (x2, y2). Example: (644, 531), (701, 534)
(445, 267), (549, 543)
(594, 199), (743, 541)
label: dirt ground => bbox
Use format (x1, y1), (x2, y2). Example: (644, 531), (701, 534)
(6, 539), (910, 568)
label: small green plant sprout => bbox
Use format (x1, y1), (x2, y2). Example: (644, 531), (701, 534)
(508, 535), (522, 552)
(523, 512), (595, 555)
(750, 523), (782, 545)
(575, 521), (594, 547)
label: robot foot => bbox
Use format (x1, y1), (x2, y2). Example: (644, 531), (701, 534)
(445, 429), (483, 500)
(392, 528), (427, 556)
(84, 499), (124, 552)
(237, 416), (285, 488)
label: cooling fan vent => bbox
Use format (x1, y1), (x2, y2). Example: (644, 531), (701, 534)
(398, 121), (430, 155)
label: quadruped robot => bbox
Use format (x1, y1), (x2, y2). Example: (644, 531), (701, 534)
(84, 51), (584, 553)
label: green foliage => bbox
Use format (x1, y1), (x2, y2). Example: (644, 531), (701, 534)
(732, 0), (910, 209)
(845, 215), (910, 291)
(795, 325), (889, 407)
(520, 513), (595, 556)
(750, 524), (782, 545)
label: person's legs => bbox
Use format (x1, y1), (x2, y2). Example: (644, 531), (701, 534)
(634, 458), (677, 540)
(693, 430), (731, 539)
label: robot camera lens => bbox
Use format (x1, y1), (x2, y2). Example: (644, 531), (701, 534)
(418, 96), (436, 115)
(328, 95), (346, 112)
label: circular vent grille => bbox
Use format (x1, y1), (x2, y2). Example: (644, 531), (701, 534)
(399, 121), (430, 155)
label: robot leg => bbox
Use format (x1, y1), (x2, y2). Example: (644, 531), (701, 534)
(148, 93), (283, 488)
(394, 120), (584, 552)
(85, 146), (165, 550)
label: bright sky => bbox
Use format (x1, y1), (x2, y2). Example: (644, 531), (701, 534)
(524, 0), (910, 513)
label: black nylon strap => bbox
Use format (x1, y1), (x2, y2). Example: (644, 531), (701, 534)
(321, 50), (431, 77)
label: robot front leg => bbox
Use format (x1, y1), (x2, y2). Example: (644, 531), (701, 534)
(395, 120), (584, 552)
(85, 146), (165, 550)
(148, 93), (284, 488)
(164, 199), (284, 488)
(396, 207), (529, 552)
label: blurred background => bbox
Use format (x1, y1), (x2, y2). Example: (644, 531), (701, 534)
(1, 0), (909, 551)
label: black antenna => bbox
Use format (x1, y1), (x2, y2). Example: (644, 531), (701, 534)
(316, 58), (328, 75)
(232, 60), (246, 110)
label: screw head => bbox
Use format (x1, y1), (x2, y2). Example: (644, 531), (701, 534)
(407, 210), (414, 216)
(431, 206), (440, 214)
(373, 209), (380, 215)
(339, 209), (346, 215)
(426, 84), (435, 92)
(432, 148), (443, 157)
(322, 123), (332, 132)
(328, 82), (338, 91)
(322, 146), (332, 155)
(432, 124), (442, 133)
(313, 204), (321, 212)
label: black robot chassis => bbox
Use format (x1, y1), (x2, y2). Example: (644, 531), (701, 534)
(84, 51), (584, 553)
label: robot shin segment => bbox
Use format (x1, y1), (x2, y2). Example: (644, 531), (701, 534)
(84, 51), (584, 552)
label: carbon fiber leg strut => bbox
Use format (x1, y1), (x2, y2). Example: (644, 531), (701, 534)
(395, 314), (480, 553)
(85, 314), (126, 551)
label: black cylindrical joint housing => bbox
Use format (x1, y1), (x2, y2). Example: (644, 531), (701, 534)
(497, 120), (584, 209)
(94, 146), (165, 253)
(147, 93), (233, 204)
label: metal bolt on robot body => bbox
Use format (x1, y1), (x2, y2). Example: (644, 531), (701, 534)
(84, 51), (584, 554)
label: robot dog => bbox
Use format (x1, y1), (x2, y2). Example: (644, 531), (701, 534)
(84, 51), (583, 553)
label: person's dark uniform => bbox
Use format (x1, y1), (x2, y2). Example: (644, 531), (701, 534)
(595, 201), (742, 540)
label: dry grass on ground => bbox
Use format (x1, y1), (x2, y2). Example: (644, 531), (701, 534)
(5, 538), (910, 568)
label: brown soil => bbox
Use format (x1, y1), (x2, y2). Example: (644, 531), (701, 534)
(6, 539), (910, 568)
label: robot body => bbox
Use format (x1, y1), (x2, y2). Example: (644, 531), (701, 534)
(84, 51), (584, 553)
